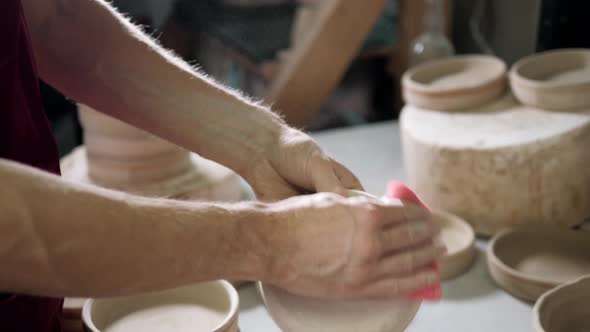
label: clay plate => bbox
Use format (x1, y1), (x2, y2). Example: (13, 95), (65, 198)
(487, 226), (590, 302)
(257, 190), (421, 332)
(82, 280), (239, 332)
(402, 55), (507, 111)
(431, 210), (476, 280)
(510, 48), (590, 110)
(533, 276), (590, 332)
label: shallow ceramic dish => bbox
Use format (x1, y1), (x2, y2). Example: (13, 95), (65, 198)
(533, 276), (590, 332)
(510, 48), (590, 110)
(402, 55), (507, 111)
(431, 210), (476, 280)
(82, 280), (239, 332)
(487, 226), (590, 302)
(257, 190), (421, 332)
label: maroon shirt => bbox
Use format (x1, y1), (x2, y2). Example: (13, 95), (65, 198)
(1, 0), (63, 331)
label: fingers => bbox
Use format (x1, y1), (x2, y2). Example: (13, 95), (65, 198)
(330, 159), (364, 191)
(308, 153), (346, 195)
(356, 268), (440, 299)
(253, 166), (301, 201)
(380, 220), (440, 252)
(378, 243), (446, 277)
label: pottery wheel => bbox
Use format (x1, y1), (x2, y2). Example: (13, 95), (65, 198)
(258, 282), (420, 332)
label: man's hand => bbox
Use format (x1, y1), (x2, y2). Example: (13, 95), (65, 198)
(244, 127), (363, 201)
(264, 193), (445, 299)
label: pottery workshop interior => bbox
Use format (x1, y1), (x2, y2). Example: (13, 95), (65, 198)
(3, 0), (590, 332)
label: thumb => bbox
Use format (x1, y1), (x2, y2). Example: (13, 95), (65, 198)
(309, 153), (348, 196)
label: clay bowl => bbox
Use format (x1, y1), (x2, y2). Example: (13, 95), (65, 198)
(257, 283), (420, 332)
(431, 210), (476, 280)
(257, 190), (421, 332)
(510, 48), (590, 110)
(533, 276), (590, 332)
(487, 226), (590, 302)
(82, 280), (239, 332)
(402, 55), (507, 111)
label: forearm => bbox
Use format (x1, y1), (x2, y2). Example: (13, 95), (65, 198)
(24, 0), (284, 176)
(0, 159), (273, 298)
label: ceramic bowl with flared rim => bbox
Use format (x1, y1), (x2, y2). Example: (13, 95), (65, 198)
(486, 226), (590, 302)
(510, 48), (590, 110)
(257, 189), (421, 332)
(82, 280), (239, 332)
(402, 55), (507, 111)
(431, 210), (476, 280)
(533, 276), (590, 332)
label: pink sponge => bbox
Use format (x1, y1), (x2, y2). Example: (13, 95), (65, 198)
(387, 181), (442, 302)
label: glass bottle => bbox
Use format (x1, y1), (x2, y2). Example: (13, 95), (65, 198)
(409, 0), (455, 66)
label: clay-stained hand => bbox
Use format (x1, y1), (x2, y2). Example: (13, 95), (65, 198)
(265, 192), (445, 299)
(244, 127), (363, 201)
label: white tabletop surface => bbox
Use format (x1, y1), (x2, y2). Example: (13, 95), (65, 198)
(236, 121), (533, 332)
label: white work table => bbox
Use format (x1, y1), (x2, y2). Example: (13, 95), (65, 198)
(237, 121), (533, 332)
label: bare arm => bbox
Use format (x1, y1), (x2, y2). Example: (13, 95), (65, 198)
(0, 159), (271, 298)
(22, 0), (282, 178)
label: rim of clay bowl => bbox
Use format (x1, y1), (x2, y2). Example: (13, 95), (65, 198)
(402, 54), (507, 97)
(510, 48), (590, 90)
(486, 227), (583, 293)
(431, 209), (476, 280)
(82, 280), (239, 332)
(532, 275), (590, 332)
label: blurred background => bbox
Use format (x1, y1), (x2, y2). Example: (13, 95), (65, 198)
(44, 0), (590, 156)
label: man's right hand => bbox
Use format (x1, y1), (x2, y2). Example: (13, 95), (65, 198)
(264, 192), (445, 299)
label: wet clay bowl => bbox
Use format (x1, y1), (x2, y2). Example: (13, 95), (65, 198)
(257, 190), (421, 332)
(82, 280), (239, 332)
(510, 48), (590, 110)
(402, 55), (507, 111)
(533, 276), (590, 332)
(431, 210), (476, 280)
(487, 226), (590, 302)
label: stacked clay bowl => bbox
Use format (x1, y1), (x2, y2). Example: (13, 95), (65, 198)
(400, 50), (590, 236)
(78, 105), (192, 188)
(62, 104), (244, 200)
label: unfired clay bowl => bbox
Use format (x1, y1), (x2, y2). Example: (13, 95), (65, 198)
(82, 280), (239, 332)
(533, 276), (590, 332)
(402, 55), (507, 111)
(431, 210), (476, 280)
(487, 226), (590, 302)
(510, 48), (590, 110)
(257, 190), (421, 332)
